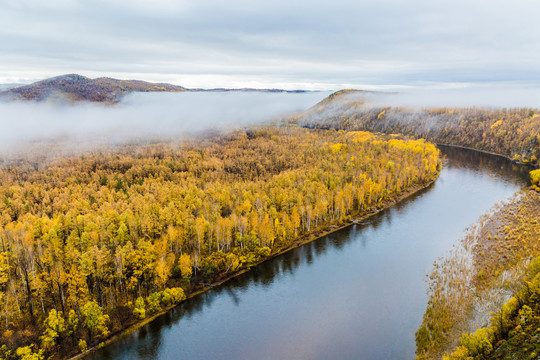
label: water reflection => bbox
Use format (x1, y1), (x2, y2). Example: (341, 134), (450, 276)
(439, 145), (531, 181)
(88, 147), (529, 360)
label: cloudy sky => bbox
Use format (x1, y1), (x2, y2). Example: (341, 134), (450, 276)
(1, 0), (539, 90)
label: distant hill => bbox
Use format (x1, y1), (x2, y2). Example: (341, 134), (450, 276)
(0, 74), (187, 103)
(292, 89), (376, 124)
(0, 74), (315, 103)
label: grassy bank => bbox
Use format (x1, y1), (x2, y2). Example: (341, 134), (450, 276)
(415, 189), (540, 359)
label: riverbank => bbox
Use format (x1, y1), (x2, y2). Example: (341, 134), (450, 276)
(74, 144), (534, 360)
(416, 189), (540, 360)
(74, 174), (439, 360)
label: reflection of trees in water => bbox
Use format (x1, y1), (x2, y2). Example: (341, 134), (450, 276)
(135, 325), (161, 359)
(440, 146), (530, 182)
(164, 208), (397, 326)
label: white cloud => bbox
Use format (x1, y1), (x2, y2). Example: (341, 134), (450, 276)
(1, 0), (540, 88)
(0, 91), (330, 157)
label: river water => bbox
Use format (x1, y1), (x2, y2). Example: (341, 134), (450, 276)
(87, 147), (530, 360)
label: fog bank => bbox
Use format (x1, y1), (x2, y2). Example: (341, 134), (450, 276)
(0, 91), (330, 158)
(365, 83), (540, 109)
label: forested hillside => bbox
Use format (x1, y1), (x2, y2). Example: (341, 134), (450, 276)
(0, 127), (439, 359)
(295, 90), (540, 166)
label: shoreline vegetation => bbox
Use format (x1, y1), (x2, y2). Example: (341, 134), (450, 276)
(415, 189), (540, 360)
(0, 126), (440, 360)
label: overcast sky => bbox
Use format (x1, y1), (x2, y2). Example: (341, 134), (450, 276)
(1, 0), (540, 90)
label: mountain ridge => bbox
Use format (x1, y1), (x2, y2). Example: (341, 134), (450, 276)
(0, 74), (314, 103)
(0, 74), (187, 103)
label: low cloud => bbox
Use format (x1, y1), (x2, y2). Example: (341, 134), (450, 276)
(364, 82), (540, 109)
(0, 91), (329, 159)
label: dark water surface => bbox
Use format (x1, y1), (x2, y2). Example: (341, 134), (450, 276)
(87, 147), (530, 360)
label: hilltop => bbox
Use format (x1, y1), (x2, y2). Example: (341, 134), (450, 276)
(294, 89), (540, 166)
(0, 74), (187, 103)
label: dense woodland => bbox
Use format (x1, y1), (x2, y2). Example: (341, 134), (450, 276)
(0, 127), (439, 359)
(295, 90), (540, 166)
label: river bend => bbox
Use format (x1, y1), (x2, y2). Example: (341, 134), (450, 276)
(87, 147), (530, 360)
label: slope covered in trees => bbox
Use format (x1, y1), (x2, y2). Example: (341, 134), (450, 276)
(295, 90), (540, 166)
(0, 127), (439, 359)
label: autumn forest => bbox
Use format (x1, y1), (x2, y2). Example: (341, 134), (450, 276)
(0, 126), (440, 359)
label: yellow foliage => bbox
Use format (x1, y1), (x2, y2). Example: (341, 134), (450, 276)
(531, 169), (540, 190)
(15, 346), (44, 360)
(0, 127), (441, 356)
(329, 143), (346, 153)
(78, 339), (87, 353)
(347, 131), (375, 143)
(178, 254), (193, 278)
(442, 346), (472, 360)
(490, 120), (503, 129)
(297, 95), (540, 164)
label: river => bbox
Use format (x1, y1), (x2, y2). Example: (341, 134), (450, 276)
(87, 146), (530, 360)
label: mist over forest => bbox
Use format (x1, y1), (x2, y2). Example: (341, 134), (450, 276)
(0, 91), (330, 157)
(353, 83), (540, 109)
